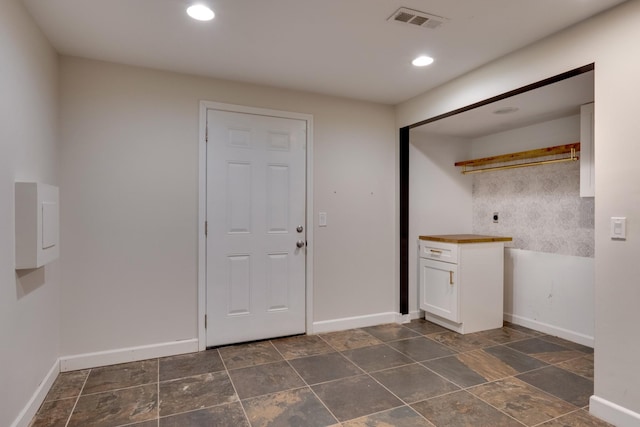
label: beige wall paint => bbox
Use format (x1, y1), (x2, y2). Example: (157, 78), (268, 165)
(397, 1), (640, 422)
(0, 0), (60, 425)
(59, 57), (396, 355)
(409, 132), (473, 315)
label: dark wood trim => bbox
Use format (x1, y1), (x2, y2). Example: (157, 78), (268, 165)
(409, 64), (594, 129)
(399, 126), (410, 315)
(398, 63), (594, 319)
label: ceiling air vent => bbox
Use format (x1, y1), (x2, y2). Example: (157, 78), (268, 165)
(388, 7), (448, 30)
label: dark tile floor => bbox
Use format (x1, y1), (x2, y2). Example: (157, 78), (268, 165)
(30, 320), (614, 427)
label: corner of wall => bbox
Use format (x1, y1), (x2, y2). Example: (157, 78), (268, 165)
(9, 359), (59, 427)
(590, 395), (640, 427)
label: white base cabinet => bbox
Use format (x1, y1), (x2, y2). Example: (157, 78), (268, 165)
(419, 236), (508, 334)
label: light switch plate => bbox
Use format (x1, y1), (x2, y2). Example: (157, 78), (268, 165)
(611, 217), (626, 240)
(319, 212), (327, 227)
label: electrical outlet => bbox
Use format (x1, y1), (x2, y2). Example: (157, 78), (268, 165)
(493, 212), (499, 223)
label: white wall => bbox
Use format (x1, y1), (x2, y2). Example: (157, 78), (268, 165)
(59, 57), (396, 356)
(0, 1), (60, 426)
(409, 132), (473, 315)
(471, 116), (594, 257)
(470, 117), (594, 345)
(397, 2), (640, 424)
(504, 249), (594, 346)
(471, 115), (581, 158)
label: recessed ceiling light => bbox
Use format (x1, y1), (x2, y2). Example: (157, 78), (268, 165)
(187, 4), (215, 21)
(493, 107), (519, 115)
(412, 55), (434, 67)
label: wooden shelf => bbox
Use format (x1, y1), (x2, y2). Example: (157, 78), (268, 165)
(454, 143), (580, 174)
(419, 234), (513, 244)
(455, 143), (580, 168)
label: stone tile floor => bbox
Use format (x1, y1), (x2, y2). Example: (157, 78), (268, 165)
(30, 320), (614, 427)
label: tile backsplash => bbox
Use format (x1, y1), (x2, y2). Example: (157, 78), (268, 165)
(472, 160), (594, 258)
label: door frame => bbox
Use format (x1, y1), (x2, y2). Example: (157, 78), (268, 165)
(398, 63), (594, 317)
(197, 101), (314, 350)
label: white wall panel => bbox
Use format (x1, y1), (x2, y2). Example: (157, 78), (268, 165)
(59, 56), (396, 357)
(0, 1), (60, 425)
(504, 249), (594, 346)
(408, 132), (473, 315)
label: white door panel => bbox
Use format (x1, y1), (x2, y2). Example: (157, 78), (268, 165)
(206, 109), (306, 347)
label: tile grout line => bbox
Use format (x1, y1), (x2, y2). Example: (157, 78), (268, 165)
(393, 348), (531, 424)
(505, 370), (587, 410)
(530, 407), (588, 427)
(154, 350), (245, 423)
(64, 368), (91, 427)
(378, 332), (462, 361)
(537, 334), (594, 352)
(340, 404), (412, 425)
(416, 362), (471, 391)
(320, 326), (451, 425)
(154, 399), (249, 423)
(456, 348), (580, 423)
(35, 321), (595, 427)
(456, 389), (529, 427)
(363, 326), (520, 426)
(316, 332), (342, 353)
(156, 357), (160, 427)
(500, 333), (593, 362)
(218, 347), (253, 426)
(400, 322), (588, 425)
(102, 359), (161, 427)
(373, 333), (515, 390)
(270, 338), (343, 425)
(359, 362), (436, 425)
(75, 380), (160, 397)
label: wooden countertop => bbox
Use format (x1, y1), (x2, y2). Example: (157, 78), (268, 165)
(419, 234), (513, 244)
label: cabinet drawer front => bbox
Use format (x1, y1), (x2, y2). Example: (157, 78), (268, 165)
(419, 241), (458, 263)
(419, 258), (459, 323)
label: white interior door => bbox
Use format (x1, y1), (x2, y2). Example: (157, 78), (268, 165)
(206, 108), (307, 347)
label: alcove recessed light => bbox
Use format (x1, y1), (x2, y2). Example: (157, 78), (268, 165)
(187, 4), (215, 21)
(412, 55), (434, 67)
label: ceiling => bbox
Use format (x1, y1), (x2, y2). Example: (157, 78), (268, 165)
(23, 0), (623, 105)
(413, 70), (594, 139)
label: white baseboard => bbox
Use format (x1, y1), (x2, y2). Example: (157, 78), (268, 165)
(60, 338), (199, 372)
(504, 313), (594, 348)
(590, 395), (640, 427)
(11, 359), (60, 427)
(312, 312), (400, 334)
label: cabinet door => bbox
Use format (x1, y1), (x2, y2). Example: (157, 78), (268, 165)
(420, 258), (459, 323)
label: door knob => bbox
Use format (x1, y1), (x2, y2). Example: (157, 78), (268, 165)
(296, 225), (304, 233)
(296, 240), (305, 248)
